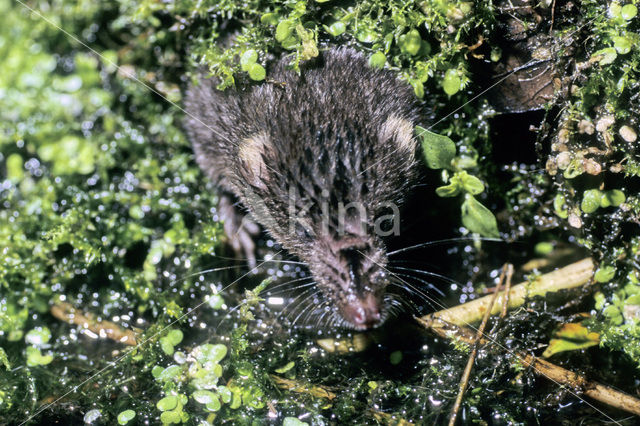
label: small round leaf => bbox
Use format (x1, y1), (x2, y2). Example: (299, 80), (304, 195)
(248, 63), (266, 81)
(368, 51), (386, 69)
(117, 409), (136, 425)
(157, 395), (178, 412)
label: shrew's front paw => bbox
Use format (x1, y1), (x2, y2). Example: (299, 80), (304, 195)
(219, 194), (261, 269)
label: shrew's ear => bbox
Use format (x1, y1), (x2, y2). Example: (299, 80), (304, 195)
(238, 132), (272, 190)
(378, 114), (416, 153)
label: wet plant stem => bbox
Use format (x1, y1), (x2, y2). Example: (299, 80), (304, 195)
(423, 258), (595, 326)
(448, 264), (511, 426)
(417, 317), (640, 417)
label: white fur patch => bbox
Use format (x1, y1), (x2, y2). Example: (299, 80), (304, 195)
(238, 132), (270, 189)
(379, 114), (416, 152)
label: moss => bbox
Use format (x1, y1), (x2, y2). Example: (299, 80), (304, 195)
(1, 0), (640, 423)
(537, 0), (640, 367)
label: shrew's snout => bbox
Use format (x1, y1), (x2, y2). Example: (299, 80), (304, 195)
(342, 293), (382, 329)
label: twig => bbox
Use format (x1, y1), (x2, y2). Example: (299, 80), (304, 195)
(417, 316), (640, 417)
(423, 258), (594, 326)
(447, 268), (503, 424)
(448, 264), (511, 426)
(50, 301), (138, 346)
(500, 264), (514, 320)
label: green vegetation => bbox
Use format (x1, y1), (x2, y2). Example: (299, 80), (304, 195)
(418, 126), (499, 238)
(1, 0), (640, 424)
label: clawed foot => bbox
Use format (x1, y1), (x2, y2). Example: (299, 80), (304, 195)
(218, 194), (261, 269)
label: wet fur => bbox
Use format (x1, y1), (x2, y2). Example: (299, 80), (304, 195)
(184, 47), (423, 328)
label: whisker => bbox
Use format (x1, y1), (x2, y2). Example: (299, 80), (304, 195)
(387, 236), (504, 257)
(290, 291), (323, 328)
(388, 264), (466, 285)
(262, 276), (315, 295)
(314, 302), (332, 329)
(387, 270), (449, 297)
(168, 255), (306, 287)
(212, 300), (251, 335)
(169, 264), (251, 285)
(384, 293), (414, 317)
(388, 279), (440, 312)
(200, 252), (306, 266)
(300, 294), (328, 328)
(278, 286), (319, 324)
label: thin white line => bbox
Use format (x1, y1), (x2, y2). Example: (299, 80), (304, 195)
(358, 14), (600, 178)
(14, 0), (617, 422)
(19, 251), (282, 425)
(13, 0), (223, 140)
(358, 250), (623, 425)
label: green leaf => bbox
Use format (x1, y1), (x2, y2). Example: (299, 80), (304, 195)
(156, 364), (182, 381)
(151, 365), (164, 378)
(435, 182), (461, 197)
(594, 265), (616, 283)
(283, 417), (309, 426)
(117, 410), (136, 425)
(399, 29), (422, 56)
(613, 36), (632, 54)
(207, 294), (224, 309)
(410, 79), (424, 98)
(534, 241), (554, 256)
(542, 323), (600, 358)
(553, 194), (568, 219)
(416, 126), (456, 169)
(25, 327), (51, 345)
(260, 13), (279, 26)
(247, 63), (266, 81)
(275, 20), (294, 42)
(240, 49), (258, 71)
(192, 343), (228, 364)
(160, 338), (174, 356)
(368, 51), (386, 69)
(0, 347), (10, 370)
(192, 390), (216, 404)
(26, 346), (53, 366)
(603, 189), (626, 207)
(325, 21), (346, 37)
(218, 386), (232, 404)
(275, 361), (295, 374)
(621, 4), (638, 20)
(389, 350), (403, 365)
(593, 47), (617, 65)
(355, 28), (379, 43)
(6, 153), (24, 181)
(461, 194), (500, 238)
(581, 189), (602, 214)
(157, 395), (178, 411)
(442, 69), (462, 96)
(160, 410), (181, 424)
(205, 397), (221, 412)
(166, 329), (183, 346)
(459, 172), (485, 195)
(280, 35), (299, 50)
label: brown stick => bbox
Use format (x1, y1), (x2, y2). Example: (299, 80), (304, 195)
(423, 257), (594, 326)
(417, 316), (640, 417)
(448, 264), (511, 426)
(500, 264), (514, 320)
(50, 301), (138, 346)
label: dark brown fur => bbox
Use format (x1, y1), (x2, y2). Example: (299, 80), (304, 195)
(184, 47), (422, 329)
